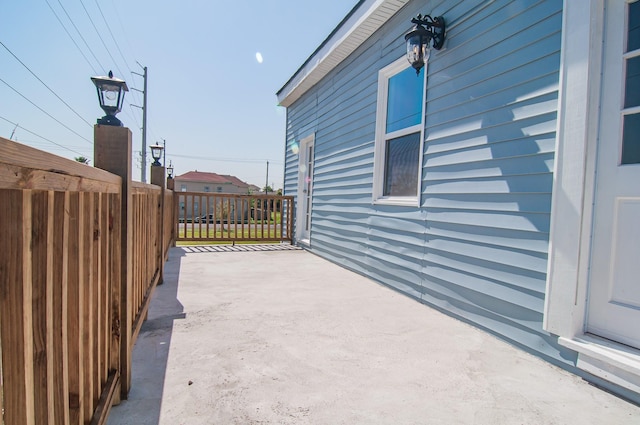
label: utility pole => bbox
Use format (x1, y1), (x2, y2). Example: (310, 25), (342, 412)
(132, 64), (148, 182)
(265, 160), (269, 194)
(9, 123), (18, 141)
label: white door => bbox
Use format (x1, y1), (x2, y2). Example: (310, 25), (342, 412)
(587, 0), (640, 349)
(296, 135), (314, 243)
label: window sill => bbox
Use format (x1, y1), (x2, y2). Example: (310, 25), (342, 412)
(373, 196), (419, 207)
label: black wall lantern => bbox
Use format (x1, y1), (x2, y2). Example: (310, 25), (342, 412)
(405, 14), (446, 75)
(150, 143), (164, 166)
(91, 71), (129, 126)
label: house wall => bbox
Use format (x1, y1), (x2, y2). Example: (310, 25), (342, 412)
(283, 0), (576, 366)
(174, 180), (247, 194)
(173, 181), (248, 219)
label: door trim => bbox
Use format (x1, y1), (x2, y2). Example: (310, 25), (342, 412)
(545, 0), (640, 399)
(295, 134), (314, 245)
(558, 334), (640, 394)
(544, 0), (604, 339)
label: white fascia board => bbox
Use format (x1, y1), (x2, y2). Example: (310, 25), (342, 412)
(277, 0), (409, 107)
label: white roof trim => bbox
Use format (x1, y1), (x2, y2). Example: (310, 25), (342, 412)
(277, 0), (409, 107)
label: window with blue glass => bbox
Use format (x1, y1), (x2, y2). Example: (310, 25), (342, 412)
(386, 66), (424, 133)
(374, 57), (426, 204)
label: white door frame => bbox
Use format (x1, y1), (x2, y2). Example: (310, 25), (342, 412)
(585, 0), (640, 348)
(545, 0), (640, 394)
(545, 0), (604, 340)
(295, 134), (315, 244)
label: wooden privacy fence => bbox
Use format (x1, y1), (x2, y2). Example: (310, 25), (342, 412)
(0, 137), (173, 425)
(175, 192), (294, 244)
(163, 188), (175, 259)
(129, 182), (167, 350)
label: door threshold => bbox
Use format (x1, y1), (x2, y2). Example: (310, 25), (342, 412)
(559, 334), (640, 394)
(297, 239), (311, 248)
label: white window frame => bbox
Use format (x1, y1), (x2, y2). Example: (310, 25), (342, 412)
(372, 57), (427, 206)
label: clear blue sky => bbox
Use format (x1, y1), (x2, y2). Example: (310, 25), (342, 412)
(0, 0), (357, 188)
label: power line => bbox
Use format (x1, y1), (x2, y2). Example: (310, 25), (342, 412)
(44, 0), (98, 74)
(55, 0), (148, 145)
(17, 139), (91, 151)
(96, 0), (147, 138)
(121, 106), (141, 130)
(109, 0), (139, 71)
(0, 115), (88, 157)
(0, 40), (93, 127)
(46, 0), (142, 112)
(46, 0), (144, 131)
(78, 0), (127, 79)
(169, 152), (283, 164)
(93, 0), (132, 78)
(55, 0), (106, 72)
(0, 77), (92, 144)
(87, 0), (147, 140)
(104, 0), (144, 108)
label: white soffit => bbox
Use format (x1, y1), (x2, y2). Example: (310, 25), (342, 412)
(277, 0), (409, 107)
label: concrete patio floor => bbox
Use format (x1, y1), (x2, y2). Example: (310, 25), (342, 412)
(107, 245), (640, 425)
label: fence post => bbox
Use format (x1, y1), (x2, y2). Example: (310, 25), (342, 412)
(93, 124), (132, 401)
(166, 178), (176, 247)
(150, 165), (165, 285)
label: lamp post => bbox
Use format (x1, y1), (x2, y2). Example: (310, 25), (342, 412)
(405, 14), (446, 75)
(91, 71), (134, 398)
(166, 161), (175, 191)
(150, 142), (165, 188)
(167, 161), (174, 179)
(91, 71), (129, 126)
(150, 143), (164, 166)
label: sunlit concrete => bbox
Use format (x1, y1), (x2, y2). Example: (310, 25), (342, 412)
(108, 245), (640, 424)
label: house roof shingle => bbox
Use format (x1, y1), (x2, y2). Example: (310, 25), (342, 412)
(175, 171), (249, 187)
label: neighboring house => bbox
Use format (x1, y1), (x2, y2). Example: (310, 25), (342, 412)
(247, 184), (261, 193)
(277, 0), (640, 403)
(174, 171), (252, 219)
(174, 171), (250, 194)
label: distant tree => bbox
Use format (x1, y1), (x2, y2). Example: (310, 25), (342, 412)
(275, 188), (283, 212)
(263, 185), (273, 193)
(220, 199), (231, 232)
(74, 156), (90, 164)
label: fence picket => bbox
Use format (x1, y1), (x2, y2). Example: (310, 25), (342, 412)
(0, 189), (35, 425)
(174, 192), (294, 244)
(0, 136), (173, 424)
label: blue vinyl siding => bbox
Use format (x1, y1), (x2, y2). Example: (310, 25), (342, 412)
(283, 0), (575, 366)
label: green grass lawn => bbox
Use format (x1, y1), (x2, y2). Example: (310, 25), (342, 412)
(178, 227), (283, 240)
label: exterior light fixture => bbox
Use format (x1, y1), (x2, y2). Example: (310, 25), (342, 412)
(91, 71), (129, 126)
(405, 14), (446, 75)
(150, 143), (164, 166)
(167, 161), (174, 179)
